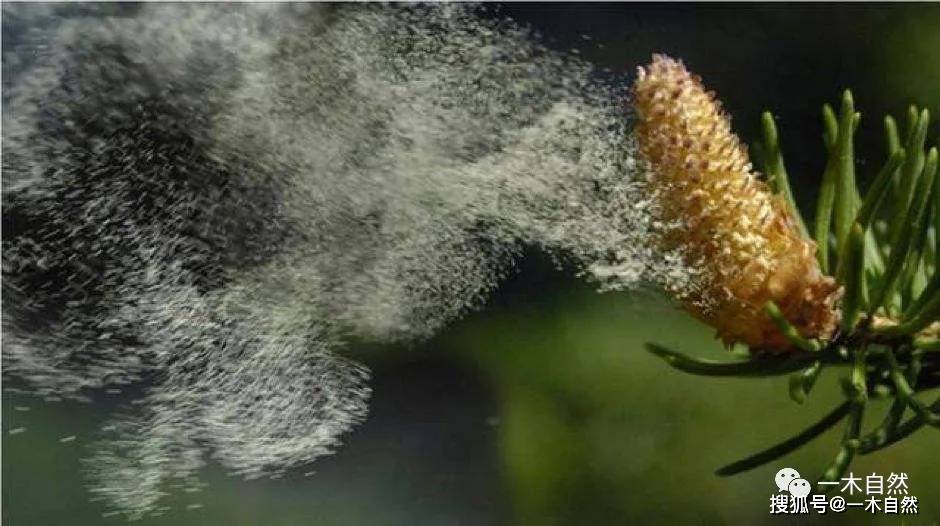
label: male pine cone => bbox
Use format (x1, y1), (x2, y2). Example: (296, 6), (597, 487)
(633, 54), (841, 351)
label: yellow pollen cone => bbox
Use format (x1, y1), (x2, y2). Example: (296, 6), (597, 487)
(633, 54), (841, 351)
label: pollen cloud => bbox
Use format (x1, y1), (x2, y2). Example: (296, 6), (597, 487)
(2, 4), (688, 518)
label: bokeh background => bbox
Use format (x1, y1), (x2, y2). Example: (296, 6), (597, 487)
(3, 3), (939, 525)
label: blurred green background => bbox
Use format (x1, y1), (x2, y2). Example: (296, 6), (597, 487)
(3, 3), (939, 525)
